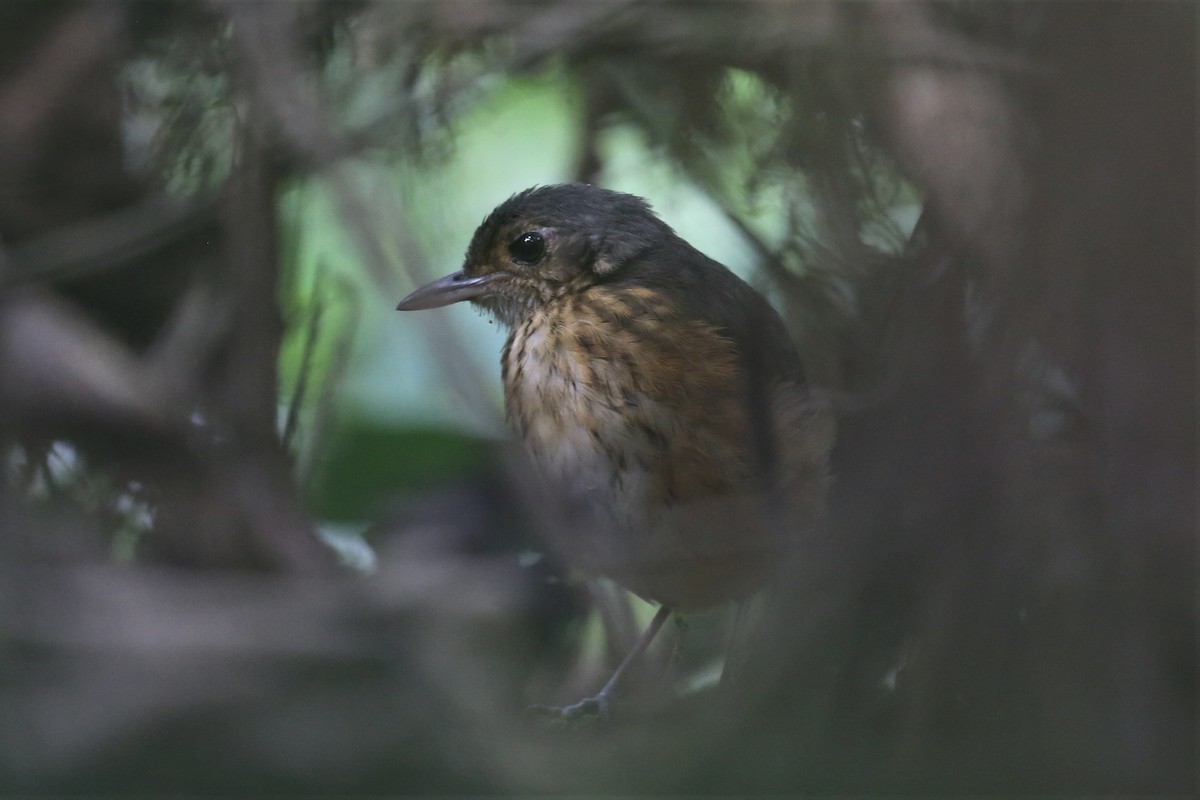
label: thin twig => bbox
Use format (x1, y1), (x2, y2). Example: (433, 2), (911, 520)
(283, 265), (326, 450)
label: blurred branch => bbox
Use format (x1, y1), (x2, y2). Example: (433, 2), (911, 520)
(0, 0), (1190, 793)
(0, 546), (530, 793)
(0, 290), (174, 434)
(0, 196), (217, 291)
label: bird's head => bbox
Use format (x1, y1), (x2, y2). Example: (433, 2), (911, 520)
(396, 183), (675, 326)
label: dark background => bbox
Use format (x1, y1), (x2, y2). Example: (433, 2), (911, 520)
(0, 1), (1194, 794)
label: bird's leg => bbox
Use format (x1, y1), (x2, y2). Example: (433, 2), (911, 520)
(532, 604), (673, 720)
(719, 599), (754, 688)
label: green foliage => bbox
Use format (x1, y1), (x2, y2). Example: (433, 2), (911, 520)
(308, 419), (493, 522)
(115, 13), (926, 532)
(111, 9), (910, 533)
(122, 25), (238, 194)
(7, 442), (153, 561)
(271, 54), (921, 524)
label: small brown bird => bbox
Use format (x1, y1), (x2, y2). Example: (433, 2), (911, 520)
(397, 184), (832, 716)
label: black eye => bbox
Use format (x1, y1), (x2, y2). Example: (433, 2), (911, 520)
(508, 231), (545, 264)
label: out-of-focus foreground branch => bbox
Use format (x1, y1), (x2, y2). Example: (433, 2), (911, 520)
(0, 1), (1193, 794)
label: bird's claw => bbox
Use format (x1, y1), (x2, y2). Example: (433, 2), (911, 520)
(528, 691), (613, 721)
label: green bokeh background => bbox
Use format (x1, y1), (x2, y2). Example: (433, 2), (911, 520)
(275, 64), (916, 529)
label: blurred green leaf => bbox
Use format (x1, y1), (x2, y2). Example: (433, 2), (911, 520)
(309, 419), (494, 522)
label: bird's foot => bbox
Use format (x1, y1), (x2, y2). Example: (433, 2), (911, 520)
(528, 606), (674, 724)
(528, 689), (614, 721)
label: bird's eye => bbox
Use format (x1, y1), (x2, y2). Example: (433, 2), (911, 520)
(508, 231), (545, 265)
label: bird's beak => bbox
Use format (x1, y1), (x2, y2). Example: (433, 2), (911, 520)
(396, 270), (501, 311)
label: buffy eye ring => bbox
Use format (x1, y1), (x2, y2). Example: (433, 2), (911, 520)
(508, 231), (545, 264)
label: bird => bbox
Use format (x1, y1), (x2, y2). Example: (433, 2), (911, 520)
(396, 183), (833, 717)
